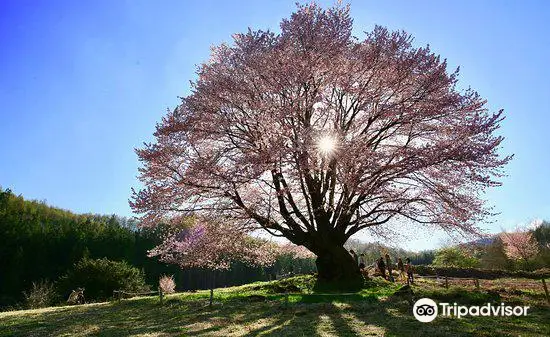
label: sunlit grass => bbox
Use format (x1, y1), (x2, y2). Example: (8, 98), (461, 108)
(1, 275), (548, 336)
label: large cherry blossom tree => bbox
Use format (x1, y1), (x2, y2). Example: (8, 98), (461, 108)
(131, 3), (511, 284)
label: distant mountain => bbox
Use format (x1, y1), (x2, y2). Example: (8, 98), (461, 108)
(469, 236), (497, 246)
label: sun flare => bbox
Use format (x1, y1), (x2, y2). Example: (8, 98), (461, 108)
(317, 135), (337, 155)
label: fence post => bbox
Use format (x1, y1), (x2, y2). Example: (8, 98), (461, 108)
(209, 270), (215, 307)
(209, 288), (214, 307)
(445, 277), (448, 289)
(158, 287), (163, 305)
(113, 290), (121, 303)
(542, 279), (549, 305)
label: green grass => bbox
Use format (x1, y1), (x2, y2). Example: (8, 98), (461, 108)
(1, 275), (548, 336)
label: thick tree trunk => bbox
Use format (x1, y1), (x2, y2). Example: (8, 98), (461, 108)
(312, 242), (363, 289)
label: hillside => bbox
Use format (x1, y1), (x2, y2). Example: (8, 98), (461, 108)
(0, 188), (317, 309)
(0, 188), (177, 308)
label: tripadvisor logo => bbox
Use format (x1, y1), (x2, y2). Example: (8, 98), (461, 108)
(413, 298), (438, 322)
(413, 298), (530, 322)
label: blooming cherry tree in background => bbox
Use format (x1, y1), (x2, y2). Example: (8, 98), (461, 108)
(276, 242), (316, 260)
(149, 217), (278, 271)
(132, 3), (511, 284)
(149, 217), (279, 305)
(500, 229), (539, 263)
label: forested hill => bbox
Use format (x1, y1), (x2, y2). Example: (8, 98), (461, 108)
(0, 188), (166, 308)
(0, 188), (317, 309)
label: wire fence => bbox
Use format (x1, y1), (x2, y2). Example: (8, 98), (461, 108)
(113, 289), (163, 303)
(111, 273), (550, 305)
(415, 274), (550, 304)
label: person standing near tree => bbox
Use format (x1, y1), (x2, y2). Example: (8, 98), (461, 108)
(397, 258), (405, 282)
(349, 249), (359, 267)
(385, 253), (394, 282)
(405, 258), (414, 285)
(359, 253), (366, 270)
(377, 256), (386, 279)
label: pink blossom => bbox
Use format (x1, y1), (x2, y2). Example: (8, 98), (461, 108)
(500, 230), (539, 261)
(149, 218), (278, 270)
(132, 3), (511, 280)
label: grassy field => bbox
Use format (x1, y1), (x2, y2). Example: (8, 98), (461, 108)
(0, 276), (548, 337)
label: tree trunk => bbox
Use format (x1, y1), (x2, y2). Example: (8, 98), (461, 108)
(313, 242), (363, 290)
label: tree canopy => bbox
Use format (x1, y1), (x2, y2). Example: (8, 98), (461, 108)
(131, 3), (511, 282)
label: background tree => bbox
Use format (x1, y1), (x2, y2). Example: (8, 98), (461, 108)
(131, 3), (511, 285)
(500, 228), (539, 270)
(149, 217), (278, 305)
(532, 221), (550, 268)
(532, 221), (550, 249)
(478, 236), (511, 270)
(432, 246), (480, 268)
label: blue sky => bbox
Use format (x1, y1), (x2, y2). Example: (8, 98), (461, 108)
(1, 1), (549, 250)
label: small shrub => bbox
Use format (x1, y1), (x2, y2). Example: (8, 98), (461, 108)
(23, 280), (58, 309)
(159, 275), (176, 294)
(58, 258), (149, 302)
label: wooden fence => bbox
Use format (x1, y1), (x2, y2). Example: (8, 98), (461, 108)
(112, 274), (550, 306)
(416, 274), (550, 304)
(113, 288), (165, 304)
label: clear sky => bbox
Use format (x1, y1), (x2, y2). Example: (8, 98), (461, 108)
(1, 0), (549, 251)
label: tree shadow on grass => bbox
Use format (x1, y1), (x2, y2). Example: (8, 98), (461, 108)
(350, 298), (550, 337)
(239, 295), (550, 337)
(3, 290), (549, 337)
